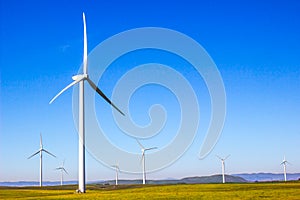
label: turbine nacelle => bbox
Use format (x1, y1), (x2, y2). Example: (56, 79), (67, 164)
(112, 165), (120, 170)
(72, 74), (88, 81)
(216, 154), (230, 162)
(281, 156), (290, 165)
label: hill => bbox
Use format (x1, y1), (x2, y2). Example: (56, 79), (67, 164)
(102, 174), (246, 185)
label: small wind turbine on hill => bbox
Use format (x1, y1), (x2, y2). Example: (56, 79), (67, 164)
(216, 155), (230, 183)
(111, 163), (120, 185)
(28, 134), (56, 187)
(49, 12), (124, 193)
(281, 156), (290, 182)
(56, 160), (68, 186)
(136, 140), (157, 185)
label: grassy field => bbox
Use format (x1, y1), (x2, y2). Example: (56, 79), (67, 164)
(0, 182), (299, 199)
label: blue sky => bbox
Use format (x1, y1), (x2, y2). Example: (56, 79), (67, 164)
(1, 0), (299, 182)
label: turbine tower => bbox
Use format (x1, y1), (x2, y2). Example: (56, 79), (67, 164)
(136, 140), (157, 185)
(56, 160), (68, 186)
(281, 156), (289, 182)
(28, 134), (56, 187)
(216, 155), (230, 183)
(111, 163), (119, 185)
(50, 12), (124, 193)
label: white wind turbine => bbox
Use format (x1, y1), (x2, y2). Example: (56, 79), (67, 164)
(111, 163), (120, 186)
(28, 134), (56, 187)
(49, 12), (124, 193)
(136, 140), (157, 185)
(216, 155), (230, 183)
(56, 160), (68, 186)
(281, 156), (289, 182)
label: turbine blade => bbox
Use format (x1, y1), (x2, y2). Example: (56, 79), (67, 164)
(28, 150), (40, 159)
(83, 12), (88, 74)
(49, 79), (81, 104)
(42, 149), (56, 158)
(224, 154), (230, 160)
(63, 168), (68, 174)
(216, 155), (222, 160)
(145, 147), (157, 151)
(136, 139), (145, 149)
(87, 78), (125, 116)
(40, 133), (43, 149)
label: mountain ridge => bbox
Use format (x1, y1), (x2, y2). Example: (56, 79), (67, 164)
(1, 173), (299, 187)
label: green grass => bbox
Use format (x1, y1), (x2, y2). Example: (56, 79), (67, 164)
(0, 182), (299, 199)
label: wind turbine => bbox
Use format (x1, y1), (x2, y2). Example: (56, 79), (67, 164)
(281, 156), (289, 182)
(111, 163), (119, 186)
(49, 12), (124, 193)
(136, 140), (157, 185)
(216, 155), (230, 183)
(28, 134), (56, 187)
(56, 160), (68, 186)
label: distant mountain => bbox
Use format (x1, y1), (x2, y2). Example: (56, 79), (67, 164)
(3, 173), (299, 187)
(180, 175), (247, 183)
(101, 174), (246, 185)
(233, 173), (300, 182)
(0, 175), (246, 187)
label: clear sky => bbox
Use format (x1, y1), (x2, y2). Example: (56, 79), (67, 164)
(1, 0), (299, 182)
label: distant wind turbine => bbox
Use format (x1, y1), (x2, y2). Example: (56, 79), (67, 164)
(56, 160), (68, 186)
(111, 163), (120, 186)
(281, 156), (289, 182)
(49, 12), (124, 193)
(216, 155), (230, 183)
(136, 140), (157, 185)
(28, 134), (56, 187)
